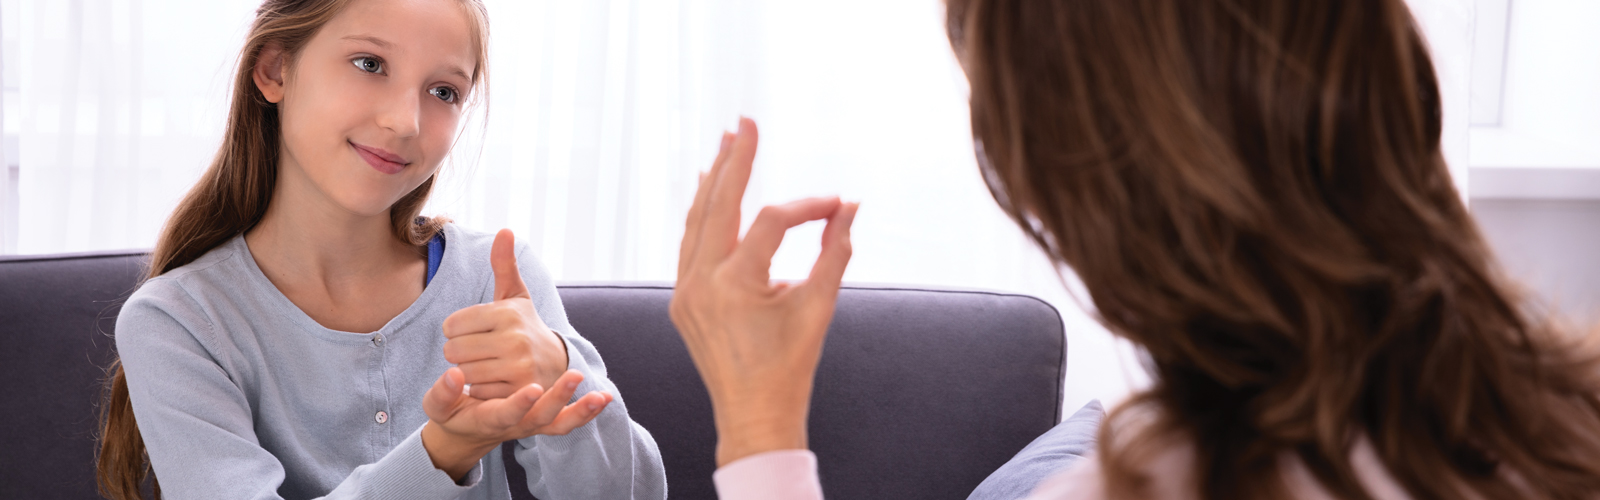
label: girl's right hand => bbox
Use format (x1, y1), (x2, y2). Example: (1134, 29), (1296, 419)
(418, 367), (612, 481)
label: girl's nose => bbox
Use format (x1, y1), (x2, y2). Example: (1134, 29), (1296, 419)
(376, 89), (421, 138)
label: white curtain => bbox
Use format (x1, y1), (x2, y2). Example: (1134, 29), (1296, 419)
(1, 0), (1477, 415)
(9, 0), (254, 254)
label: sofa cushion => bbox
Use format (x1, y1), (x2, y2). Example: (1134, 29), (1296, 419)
(0, 251), (148, 500)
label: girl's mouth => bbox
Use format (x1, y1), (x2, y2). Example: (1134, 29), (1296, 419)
(350, 141), (409, 175)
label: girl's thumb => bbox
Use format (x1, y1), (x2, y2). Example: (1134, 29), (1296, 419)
(491, 229), (531, 301)
(423, 367), (466, 422)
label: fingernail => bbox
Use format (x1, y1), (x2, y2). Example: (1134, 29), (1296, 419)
(720, 132), (734, 152)
(738, 117), (752, 135)
(568, 381), (580, 390)
(587, 401), (602, 412)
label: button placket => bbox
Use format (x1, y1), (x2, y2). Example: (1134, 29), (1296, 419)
(371, 333), (389, 428)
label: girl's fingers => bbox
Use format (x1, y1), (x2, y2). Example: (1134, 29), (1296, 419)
(521, 370), (586, 428)
(731, 197), (844, 278)
(441, 303), (499, 339)
(806, 201), (859, 292)
(681, 133), (735, 278)
(479, 383), (546, 429)
(466, 381), (516, 400)
(458, 358), (530, 390)
(423, 367), (468, 422)
(441, 331), (504, 365)
(696, 118), (760, 270)
(536, 392), (613, 436)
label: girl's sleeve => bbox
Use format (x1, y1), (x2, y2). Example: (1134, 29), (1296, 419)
(510, 245), (669, 499)
(116, 283), (482, 500)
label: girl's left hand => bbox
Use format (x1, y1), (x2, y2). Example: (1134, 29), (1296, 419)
(421, 368), (611, 481)
(441, 229), (569, 400)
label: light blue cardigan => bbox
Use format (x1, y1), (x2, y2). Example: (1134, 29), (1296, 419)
(116, 223), (666, 499)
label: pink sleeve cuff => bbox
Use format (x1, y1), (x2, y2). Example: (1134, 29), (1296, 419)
(712, 449), (824, 500)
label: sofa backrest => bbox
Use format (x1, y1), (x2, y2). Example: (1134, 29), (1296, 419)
(1, 251), (1066, 499)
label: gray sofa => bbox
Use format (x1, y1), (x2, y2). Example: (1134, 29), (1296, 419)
(0, 250), (1068, 499)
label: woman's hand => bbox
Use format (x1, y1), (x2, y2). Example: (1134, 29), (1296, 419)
(670, 117), (860, 467)
(420, 368), (612, 481)
(442, 229), (569, 399)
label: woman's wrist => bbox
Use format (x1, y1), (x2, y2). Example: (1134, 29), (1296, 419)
(420, 421), (496, 482)
(713, 403), (811, 467)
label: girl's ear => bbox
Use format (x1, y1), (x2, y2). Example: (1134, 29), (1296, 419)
(254, 43), (289, 104)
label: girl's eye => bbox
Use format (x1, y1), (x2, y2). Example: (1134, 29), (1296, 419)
(353, 57), (383, 74)
(430, 86), (458, 103)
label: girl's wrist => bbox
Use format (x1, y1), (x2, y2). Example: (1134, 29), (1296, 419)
(420, 422), (496, 482)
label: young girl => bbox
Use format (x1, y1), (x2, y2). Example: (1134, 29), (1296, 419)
(96, 0), (666, 498)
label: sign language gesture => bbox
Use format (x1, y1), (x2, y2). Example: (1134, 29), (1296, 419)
(419, 230), (612, 480)
(669, 118), (860, 467)
(443, 229), (568, 398)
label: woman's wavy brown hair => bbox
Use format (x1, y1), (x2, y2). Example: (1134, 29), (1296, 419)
(95, 0), (490, 498)
(947, 0), (1600, 498)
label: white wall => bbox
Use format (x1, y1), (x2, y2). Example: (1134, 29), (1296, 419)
(1472, 199), (1600, 326)
(1465, 1), (1600, 332)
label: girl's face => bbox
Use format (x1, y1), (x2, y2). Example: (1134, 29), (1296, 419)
(265, 0), (477, 218)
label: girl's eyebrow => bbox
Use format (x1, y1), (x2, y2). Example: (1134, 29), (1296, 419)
(342, 34), (393, 49)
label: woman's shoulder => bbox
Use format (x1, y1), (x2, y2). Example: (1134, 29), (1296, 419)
(1022, 422), (1417, 500)
(1024, 453), (1110, 500)
(1022, 430), (1200, 500)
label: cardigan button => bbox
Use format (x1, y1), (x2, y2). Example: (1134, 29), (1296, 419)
(375, 411), (389, 424)
(371, 334), (384, 347)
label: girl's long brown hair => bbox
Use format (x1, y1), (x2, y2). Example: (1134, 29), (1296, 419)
(96, 1), (490, 498)
(947, 0), (1600, 498)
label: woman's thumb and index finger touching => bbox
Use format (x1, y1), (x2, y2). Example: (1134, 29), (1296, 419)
(681, 117), (861, 289)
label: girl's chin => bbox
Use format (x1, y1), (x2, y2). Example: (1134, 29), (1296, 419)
(332, 191), (414, 219)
